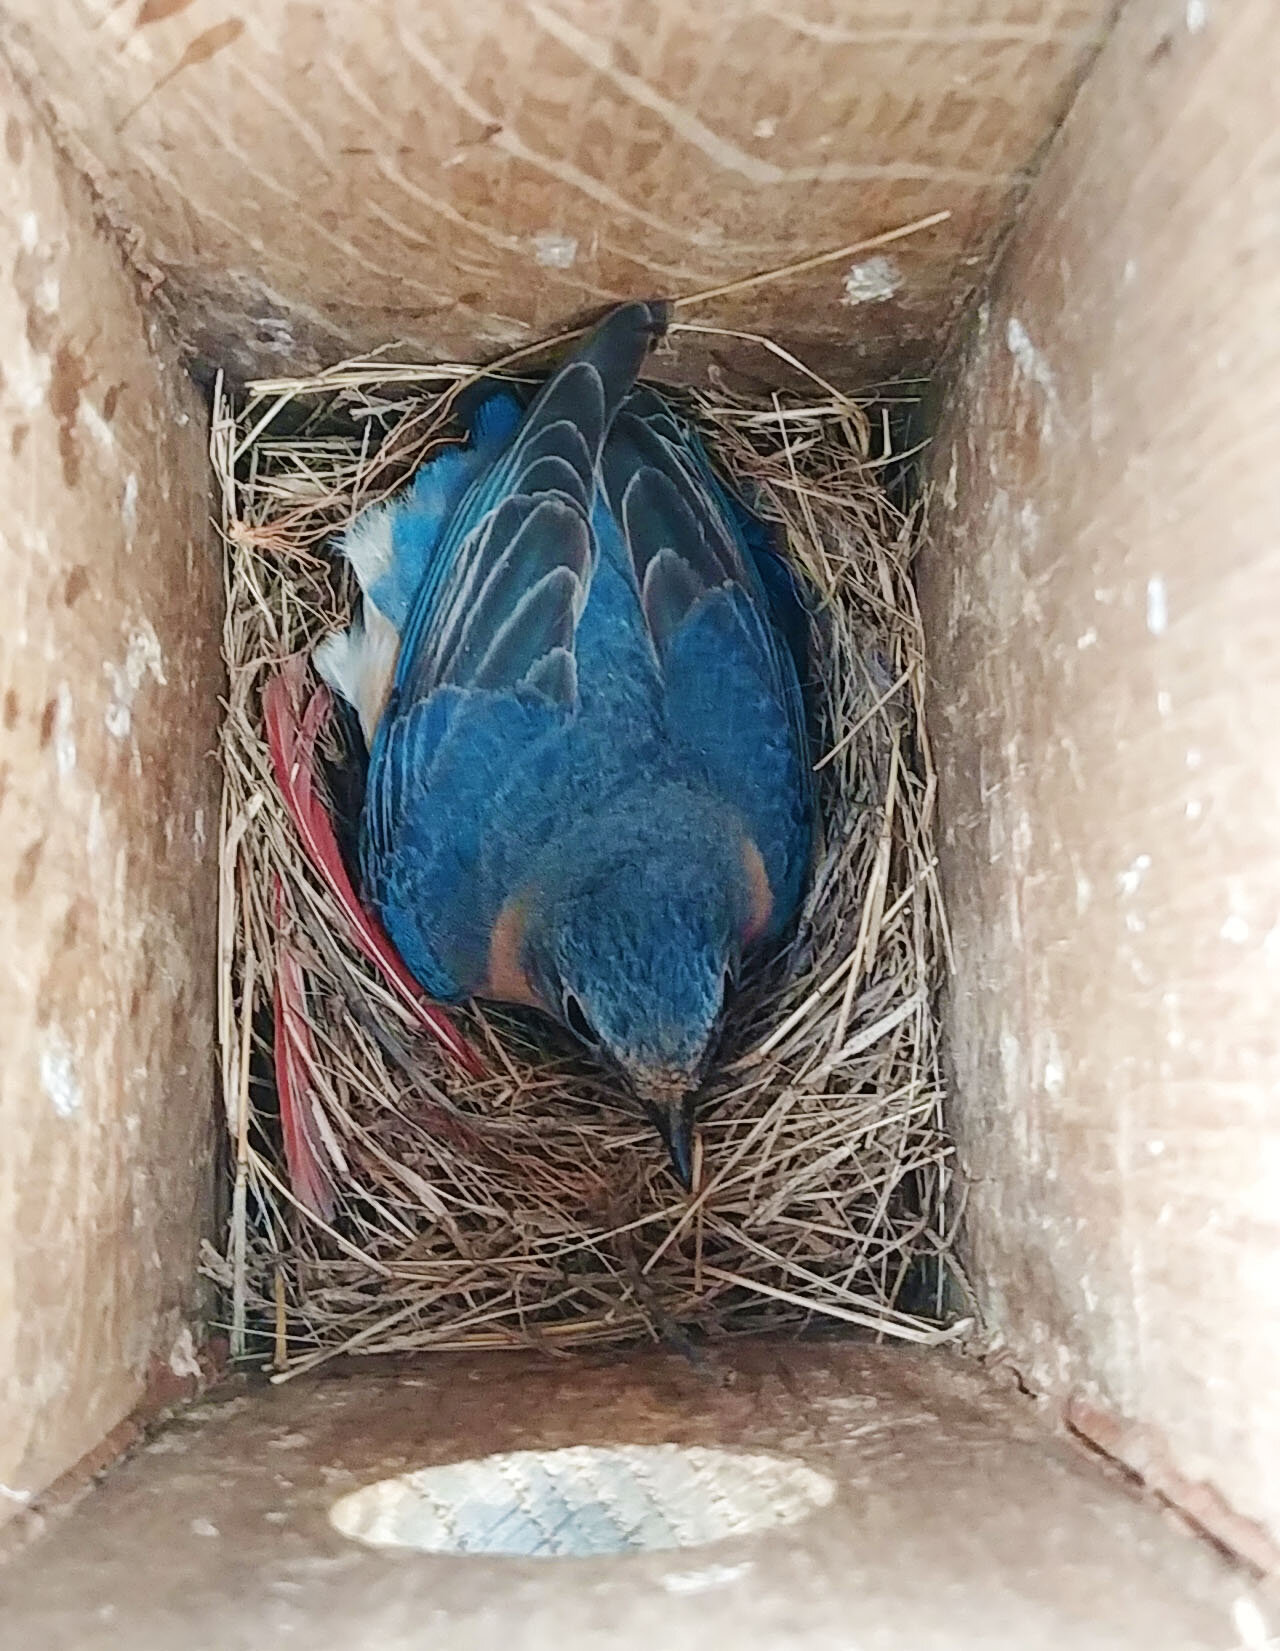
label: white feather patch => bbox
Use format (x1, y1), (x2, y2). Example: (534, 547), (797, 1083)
(338, 505), (396, 596)
(314, 600), (401, 744)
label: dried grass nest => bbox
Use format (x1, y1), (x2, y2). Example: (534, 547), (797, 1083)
(207, 319), (967, 1378)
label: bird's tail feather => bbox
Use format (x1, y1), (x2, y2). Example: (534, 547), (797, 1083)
(390, 302), (668, 703)
(553, 300), (669, 428)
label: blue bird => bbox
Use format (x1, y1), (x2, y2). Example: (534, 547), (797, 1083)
(314, 302), (814, 1185)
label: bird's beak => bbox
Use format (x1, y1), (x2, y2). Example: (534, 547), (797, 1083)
(650, 1095), (696, 1191)
(626, 1067), (699, 1190)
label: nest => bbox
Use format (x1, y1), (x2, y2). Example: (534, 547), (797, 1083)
(208, 320), (965, 1378)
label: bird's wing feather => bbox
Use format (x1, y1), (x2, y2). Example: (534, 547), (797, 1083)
(601, 403), (815, 930)
(362, 688), (567, 998)
(370, 389), (525, 629)
(615, 390), (812, 691)
(361, 303), (667, 995)
(315, 389), (528, 735)
(659, 589), (813, 928)
(391, 302), (667, 707)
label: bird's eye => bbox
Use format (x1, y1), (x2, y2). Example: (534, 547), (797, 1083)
(562, 991), (596, 1045)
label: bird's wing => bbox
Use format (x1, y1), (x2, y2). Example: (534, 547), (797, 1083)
(373, 390), (525, 629)
(601, 399), (815, 933)
(390, 301), (668, 706)
(314, 390), (527, 738)
(616, 389), (813, 693)
(361, 687), (565, 1000)
(335, 389), (525, 634)
(361, 303), (668, 996)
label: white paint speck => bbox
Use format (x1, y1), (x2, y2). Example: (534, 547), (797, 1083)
(1145, 575), (1169, 635)
(1147, 1139), (1166, 1157)
(942, 451), (958, 512)
(1042, 1034), (1065, 1097)
(1125, 912), (1146, 933)
(104, 621), (167, 741)
(169, 1326), (203, 1380)
(1011, 810), (1032, 869)
(752, 116), (777, 139)
(144, 1434), (189, 1456)
(0, 1483), (32, 1505)
(842, 255), (902, 306)
(129, 623), (167, 686)
(1186, 746), (1203, 769)
(1123, 257), (1138, 285)
(1231, 1595), (1270, 1650)
(1117, 853), (1152, 897)
(1184, 797), (1203, 820)
(80, 401), (116, 452)
(34, 268), (60, 311)
(1185, 0), (1208, 32)
(87, 792), (105, 859)
(121, 474), (139, 547)
(193, 807), (207, 851)
(190, 1518), (220, 1539)
(119, 22), (157, 63)
(1075, 872), (1093, 915)
(1220, 914), (1250, 945)
(53, 684), (76, 778)
(254, 317), (295, 352)
(19, 211), (39, 251)
(531, 231), (578, 269)
(662, 1562), (753, 1595)
(12, 342), (51, 412)
(1076, 627), (1098, 650)
(999, 1030), (1022, 1089)
(1005, 316), (1058, 435)
(40, 1029), (81, 1119)
(1156, 689), (1172, 717)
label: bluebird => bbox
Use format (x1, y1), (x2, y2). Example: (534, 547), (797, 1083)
(315, 302), (814, 1185)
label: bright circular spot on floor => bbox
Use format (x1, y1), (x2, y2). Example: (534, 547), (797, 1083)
(329, 1443), (835, 1558)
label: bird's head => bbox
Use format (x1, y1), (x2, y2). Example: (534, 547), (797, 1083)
(525, 839), (751, 1188)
